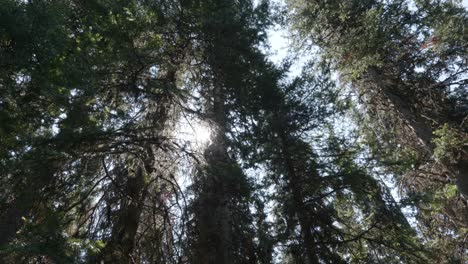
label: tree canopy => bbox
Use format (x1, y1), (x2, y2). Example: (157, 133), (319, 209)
(0, 0), (467, 263)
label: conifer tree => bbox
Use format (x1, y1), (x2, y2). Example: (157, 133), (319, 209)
(181, 1), (269, 262)
(1, 0), (465, 262)
(286, 0), (468, 260)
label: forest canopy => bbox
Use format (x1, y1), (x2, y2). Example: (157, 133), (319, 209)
(0, 0), (467, 263)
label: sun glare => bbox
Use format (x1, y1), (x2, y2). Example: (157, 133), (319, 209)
(176, 118), (212, 148)
(191, 121), (212, 144)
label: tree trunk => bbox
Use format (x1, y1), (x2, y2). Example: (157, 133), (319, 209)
(100, 165), (147, 263)
(278, 129), (320, 264)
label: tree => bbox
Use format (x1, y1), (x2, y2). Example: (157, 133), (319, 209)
(0, 0), (461, 262)
(182, 1), (269, 262)
(287, 0), (468, 260)
(1, 0), (189, 262)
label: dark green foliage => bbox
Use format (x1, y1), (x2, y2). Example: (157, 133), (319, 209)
(287, 0), (468, 261)
(1, 0), (465, 263)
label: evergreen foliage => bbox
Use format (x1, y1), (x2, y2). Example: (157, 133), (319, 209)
(0, 0), (466, 263)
